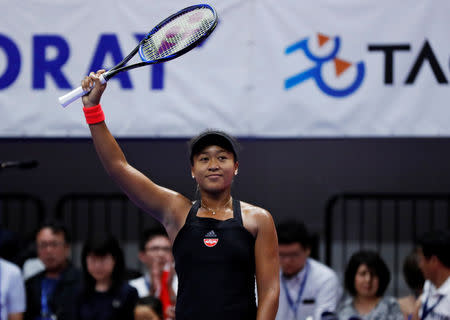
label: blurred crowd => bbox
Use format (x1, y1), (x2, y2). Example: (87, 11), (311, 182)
(0, 220), (448, 320)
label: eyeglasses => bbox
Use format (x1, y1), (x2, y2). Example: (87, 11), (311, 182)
(37, 241), (65, 250)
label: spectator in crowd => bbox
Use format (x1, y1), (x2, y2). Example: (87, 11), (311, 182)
(129, 226), (177, 319)
(134, 296), (164, 320)
(276, 220), (342, 320)
(25, 221), (81, 320)
(398, 250), (425, 320)
(337, 250), (403, 320)
(76, 233), (138, 320)
(415, 229), (450, 320)
(0, 257), (26, 320)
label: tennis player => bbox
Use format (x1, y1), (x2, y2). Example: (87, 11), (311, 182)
(80, 70), (280, 320)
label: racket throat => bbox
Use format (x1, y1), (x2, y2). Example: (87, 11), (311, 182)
(99, 73), (109, 83)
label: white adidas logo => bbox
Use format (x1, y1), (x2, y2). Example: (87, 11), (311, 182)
(205, 230), (217, 238)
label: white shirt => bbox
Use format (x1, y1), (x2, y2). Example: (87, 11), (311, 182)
(22, 257), (45, 280)
(276, 258), (342, 320)
(285, 264), (308, 304)
(129, 272), (178, 298)
(419, 277), (450, 320)
(0, 258), (26, 319)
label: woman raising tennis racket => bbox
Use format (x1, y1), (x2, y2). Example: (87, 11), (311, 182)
(81, 70), (280, 320)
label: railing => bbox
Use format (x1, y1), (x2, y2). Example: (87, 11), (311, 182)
(0, 193), (45, 238)
(325, 193), (450, 296)
(0, 193), (45, 265)
(55, 193), (161, 269)
(4, 191), (449, 294)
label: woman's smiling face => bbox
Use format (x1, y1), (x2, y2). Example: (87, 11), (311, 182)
(191, 145), (238, 193)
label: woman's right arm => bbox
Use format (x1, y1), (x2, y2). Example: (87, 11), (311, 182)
(81, 71), (190, 238)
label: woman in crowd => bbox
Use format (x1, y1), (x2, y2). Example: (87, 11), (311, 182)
(76, 234), (138, 320)
(337, 250), (404, 320)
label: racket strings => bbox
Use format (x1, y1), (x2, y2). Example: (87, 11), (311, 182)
(140, 8), (215, 62)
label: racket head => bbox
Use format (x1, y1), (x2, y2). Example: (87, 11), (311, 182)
(138, 4), (218, 63)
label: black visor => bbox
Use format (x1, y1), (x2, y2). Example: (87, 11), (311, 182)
(189, 130), (239, 164)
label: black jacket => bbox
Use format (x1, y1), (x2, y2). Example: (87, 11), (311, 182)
(76, 282), (139, 320)
(25, 263), (81, 320)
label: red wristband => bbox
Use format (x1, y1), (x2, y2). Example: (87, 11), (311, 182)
(83, 104), (105, 125)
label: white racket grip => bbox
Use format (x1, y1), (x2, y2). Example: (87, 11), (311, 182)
(58, 74), (106, 108)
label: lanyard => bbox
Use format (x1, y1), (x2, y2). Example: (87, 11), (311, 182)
(41, 281), (51, 320)
(41, 278), (58, 320)
(421, 293), (443, 320)
(281, 261), (310, 318)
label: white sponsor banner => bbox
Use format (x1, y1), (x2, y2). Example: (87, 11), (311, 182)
(0, 0), (449, 137)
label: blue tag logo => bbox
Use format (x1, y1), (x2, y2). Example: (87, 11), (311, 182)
(285, 33), (365, 98)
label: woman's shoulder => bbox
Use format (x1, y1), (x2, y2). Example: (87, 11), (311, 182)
(124, 281), (139, 293)
(336, 297), (356, 316)
(240, 201), (274, 236)
(114, 282), (139, 298)
(240, 201), (272, 219)
(338, 296), (354, 309)
(375, 296), (403, 317)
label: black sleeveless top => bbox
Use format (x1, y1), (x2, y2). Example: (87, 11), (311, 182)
(173, 199), (257, 320)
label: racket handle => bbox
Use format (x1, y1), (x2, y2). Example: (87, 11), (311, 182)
(58, 86), (88, 107)
(58, 74), (106, 108)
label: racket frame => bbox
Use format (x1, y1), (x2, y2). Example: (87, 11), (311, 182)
(103, 4), (218, 81)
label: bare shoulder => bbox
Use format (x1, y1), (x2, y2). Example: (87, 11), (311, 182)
(240, 201), (274, 237)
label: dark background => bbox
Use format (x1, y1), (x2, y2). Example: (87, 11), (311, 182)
(2, 137), (450, 231)
(2, 137), (450, 295)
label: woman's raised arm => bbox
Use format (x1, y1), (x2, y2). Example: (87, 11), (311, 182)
(81, 70), (191, 240)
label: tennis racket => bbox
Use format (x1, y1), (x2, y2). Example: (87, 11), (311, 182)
(58, 4), (218, 107)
